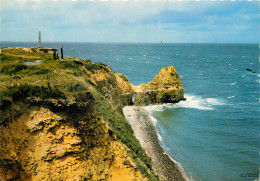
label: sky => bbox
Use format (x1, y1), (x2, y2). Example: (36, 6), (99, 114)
(1, 0), (259, 43)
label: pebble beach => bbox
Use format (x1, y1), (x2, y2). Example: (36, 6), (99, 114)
(123, 106), (187, 181)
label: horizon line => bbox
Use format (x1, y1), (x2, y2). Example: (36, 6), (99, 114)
(0, 41), (258, 45)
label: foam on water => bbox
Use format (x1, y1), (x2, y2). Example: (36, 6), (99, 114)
(178, 95), (224, 110)
(149, 115), (158, 125)
(143, 108), (163, 141)
(143, 94), (225, 181)
(230, 82), (237, 85)
(147, 114), (163, 141)
(145, 95), (224, 111)
(227, 95), (235, 99)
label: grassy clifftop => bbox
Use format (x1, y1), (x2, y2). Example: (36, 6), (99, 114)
(0, 47), (158, 180)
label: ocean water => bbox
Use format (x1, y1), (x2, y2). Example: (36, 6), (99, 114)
(1, 42), (259, 181)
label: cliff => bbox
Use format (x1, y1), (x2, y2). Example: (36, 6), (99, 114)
(133, 65), (185, 106)
(1, 107), (147, 180)
(0, 47), (184, 180)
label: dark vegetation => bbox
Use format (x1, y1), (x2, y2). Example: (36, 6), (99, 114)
(2, 84), (65, 102)
(61, 58), (109, 73)
(120, 74), (129, 81)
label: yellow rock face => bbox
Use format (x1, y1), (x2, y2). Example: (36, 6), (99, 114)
(133, 65), (184, 105)
(0, 108), (146, 181)
(151, 65), (181, 86)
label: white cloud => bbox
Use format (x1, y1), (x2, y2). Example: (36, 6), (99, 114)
(1, 0), (259, 43)
(2, 0), (220, 25)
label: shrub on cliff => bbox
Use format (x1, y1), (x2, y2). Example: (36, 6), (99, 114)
(1, 62), (27, 75)
(2, 84), (66, 102)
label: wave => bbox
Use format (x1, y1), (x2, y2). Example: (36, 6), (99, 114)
(145, 94), (224, 111)
(175, 95), (224, 110)
(146, 113), (163, 141)
(230, 82), (237, 85)
(227, 96), (235, 99)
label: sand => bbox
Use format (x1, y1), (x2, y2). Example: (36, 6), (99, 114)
(123, 106), (188, 181)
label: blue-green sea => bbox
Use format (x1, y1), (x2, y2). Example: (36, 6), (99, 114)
(1, 42), (259, 181)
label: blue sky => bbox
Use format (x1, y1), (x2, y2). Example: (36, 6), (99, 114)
(1, 0), (259, 43)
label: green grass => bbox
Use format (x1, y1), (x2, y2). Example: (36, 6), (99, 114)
(1, 48), (53, 62)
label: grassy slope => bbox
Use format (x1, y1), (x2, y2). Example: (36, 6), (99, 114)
(0, 48), (158, 180)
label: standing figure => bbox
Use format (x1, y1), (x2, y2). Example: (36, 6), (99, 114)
(53, 51), (56, 60)
(61, 46), (63, 59)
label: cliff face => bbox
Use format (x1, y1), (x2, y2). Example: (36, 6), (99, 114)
(133, 65), (185, 106)
(0, 107), (146, 180)
(0, 47), (184, 180)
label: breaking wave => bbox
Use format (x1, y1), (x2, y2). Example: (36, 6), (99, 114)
(145, 94), (224, 111)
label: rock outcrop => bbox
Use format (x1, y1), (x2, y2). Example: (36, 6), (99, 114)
(0, 107), (147, 181)
(133, 65), (185, 105)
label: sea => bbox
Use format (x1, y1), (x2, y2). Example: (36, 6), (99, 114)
(1, 42), (259, 181)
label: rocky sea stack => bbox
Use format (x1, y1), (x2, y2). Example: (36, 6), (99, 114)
(133, 65), (185, 106)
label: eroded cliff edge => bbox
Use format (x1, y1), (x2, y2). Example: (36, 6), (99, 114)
(0, 47), (184, 180)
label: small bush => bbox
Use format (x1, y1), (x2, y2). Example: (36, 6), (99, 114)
(84, 63), (110, 73)
(0, 54), (14, 62)
(3, 84), (66, 102)
(120, 74), (129, 82)
(69, 82), (87, 92)
(23, 66), (51, 75)
(107, 72), (116, 84)
(0, 96), (12, 110)
(61, 61), (77, 69)
(73, 60), (84, 66)
(1, 63), (27, 75)
(33, 68), (50, 75)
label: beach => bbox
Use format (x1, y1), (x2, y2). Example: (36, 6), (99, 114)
(123, 106), (188, 181)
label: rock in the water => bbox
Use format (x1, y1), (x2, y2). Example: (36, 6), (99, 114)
(246, 68), (252, 72)
(246, 68), (256, 73)
(133, 65), (185, 105)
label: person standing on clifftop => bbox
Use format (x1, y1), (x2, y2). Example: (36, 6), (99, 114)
(61, 46), (63, 59)
(53, 51), (56, 60)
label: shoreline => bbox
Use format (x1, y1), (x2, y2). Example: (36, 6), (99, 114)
(123, 106), (188, 181)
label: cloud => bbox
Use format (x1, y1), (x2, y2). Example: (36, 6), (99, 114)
(1, 0), (259, 43)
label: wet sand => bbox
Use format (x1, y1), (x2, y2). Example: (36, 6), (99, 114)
(123, 106), (187, 181)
